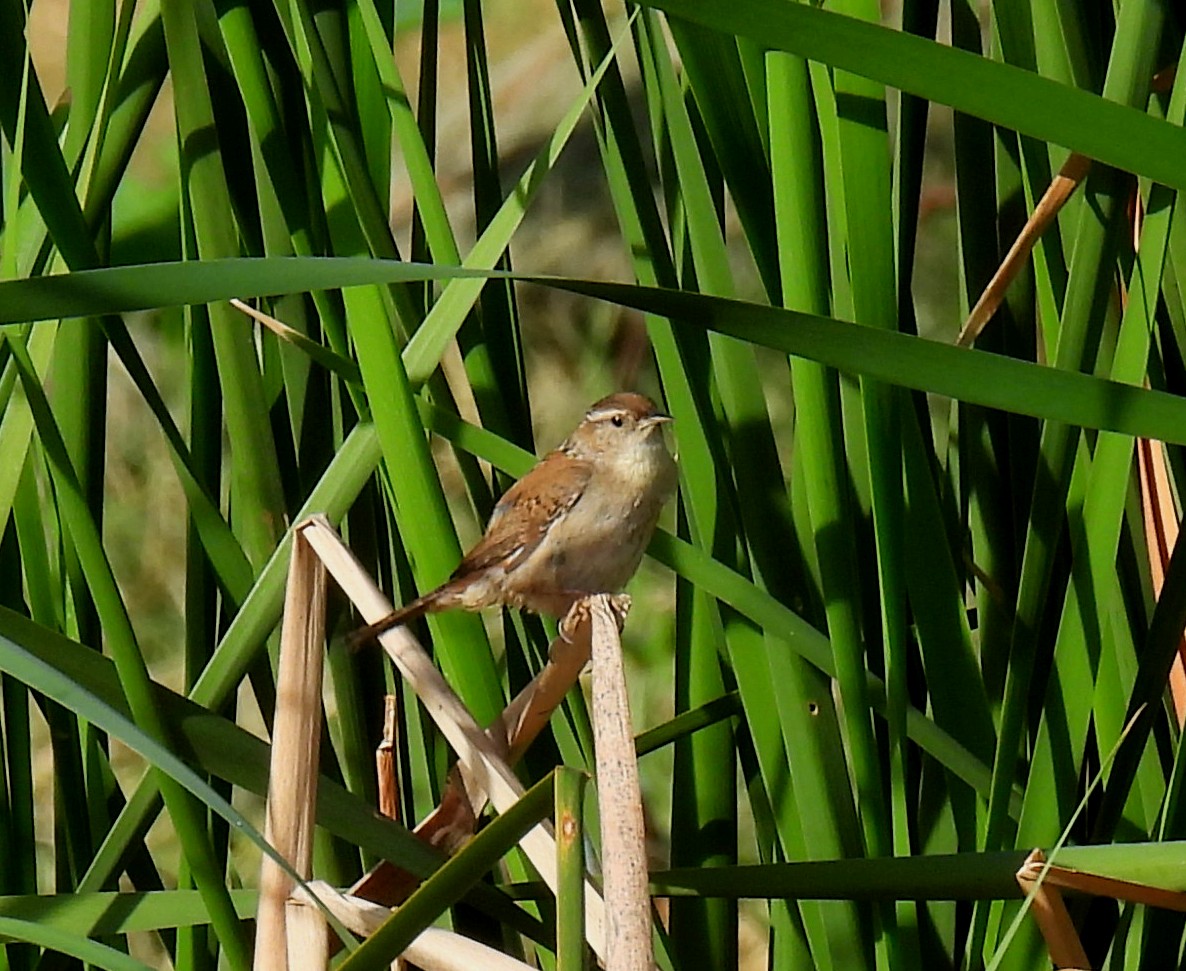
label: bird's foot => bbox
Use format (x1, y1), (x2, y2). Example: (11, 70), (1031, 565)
(559, 593), (632, 642)
(606, 593), (632, 629)
(558, 602), (586, 643)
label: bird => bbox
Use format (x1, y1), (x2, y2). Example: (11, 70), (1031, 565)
(350, 392), (678, 645)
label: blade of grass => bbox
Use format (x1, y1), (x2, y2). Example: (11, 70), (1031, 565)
(634, 0), (1186, 193)
(162, 0), (286, 569)
(769, 40), (875, 969)
(649, 838), (1186, 900)
(15, 259), (1186, 445)
(339, 773), (556, 971)
(0, 607), (545, 943)
(400, 17), (637, 387)
(665, 16), (778, 296)
(0, 916), (153, 971)
(554, 766), (587, 971)
(0, 890), (257, 934)
(981, 0), (1166, 855)
(4, 333), (253, 968)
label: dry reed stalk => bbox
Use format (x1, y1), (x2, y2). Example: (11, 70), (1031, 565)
(499, 621), (593, 764)
(301, 516), (609, 961)
(294, 882), (535, 971)
(285, 897), (329, 971)
(956, 152), (1092, 348)
(378, 694), (400, 821)
(1137, 438), (1186, 724)
(230, 298), (481, 457)
(588, 597), (653, 971)
(1017, 850), (1186, 913)
(351, 623), (592, 911)
(345, 773), (477, 936)
(396, 619), (595, 843)
(253, 526), (327, 971)
(1015, 850), (1090, 970)
(231, 298), (310, 346)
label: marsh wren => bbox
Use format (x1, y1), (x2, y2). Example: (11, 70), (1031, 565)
(352, 392), (677, 642)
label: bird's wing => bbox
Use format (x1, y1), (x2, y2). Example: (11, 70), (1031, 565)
(453, 450), (591, 576)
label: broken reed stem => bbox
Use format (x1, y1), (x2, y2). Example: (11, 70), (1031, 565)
(254, 527), (327, 971)
(378, 694), (400, 821)
(351, 623), (592, 913)
(956, 152), (1092, 348)
(1137, 439), (1186, 726)
(301, 516), (608, 961)
(295, 882), (535, 970)
(589, 597), (653, 971)
(1017, 850), (1186, 913)
(285, 898), (329, 971)
(500, 624), (593, 765)
(1016, 850), (1091, 970)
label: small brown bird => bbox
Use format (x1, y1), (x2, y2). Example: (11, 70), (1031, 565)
(352, 392), (678, 644)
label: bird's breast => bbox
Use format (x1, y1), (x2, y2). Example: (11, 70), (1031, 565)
(509, 438), (676, 596)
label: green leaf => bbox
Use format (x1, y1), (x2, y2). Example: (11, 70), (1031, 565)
(633, 0), (1186, 191)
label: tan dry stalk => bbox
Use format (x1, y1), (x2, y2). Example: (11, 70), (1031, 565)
(293, 882), (534, 971)
(230, 298), (307, 345)
(285, 897), (329, 971)
(377, 694), (400, 821)
(300, 515), (608, 961)
(1015, 850), (1091, 970)
(1017, 850), (1186, 913)
(500, 621), (594, 764)
(589, 597), (653, 971)
(956, 152), (1092, 348)
(1137, 438), (1186, 724)
(253, 526), (327, 971)
(351, 623), (593, 911)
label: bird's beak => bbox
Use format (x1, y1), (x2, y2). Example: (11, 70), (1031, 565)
(642, 413), (673, 429)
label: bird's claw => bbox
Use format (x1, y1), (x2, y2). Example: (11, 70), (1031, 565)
(559, 593), (632, 642)
(607, 593), (632, 629)
(559, 602), (586, 643)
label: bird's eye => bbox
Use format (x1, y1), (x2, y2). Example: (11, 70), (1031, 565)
(611, 415), (625, 428)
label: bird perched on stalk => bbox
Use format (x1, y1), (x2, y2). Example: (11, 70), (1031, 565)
(350, 392), (678, 645)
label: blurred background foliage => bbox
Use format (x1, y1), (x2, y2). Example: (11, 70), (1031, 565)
(4, 0), (1186, 969)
